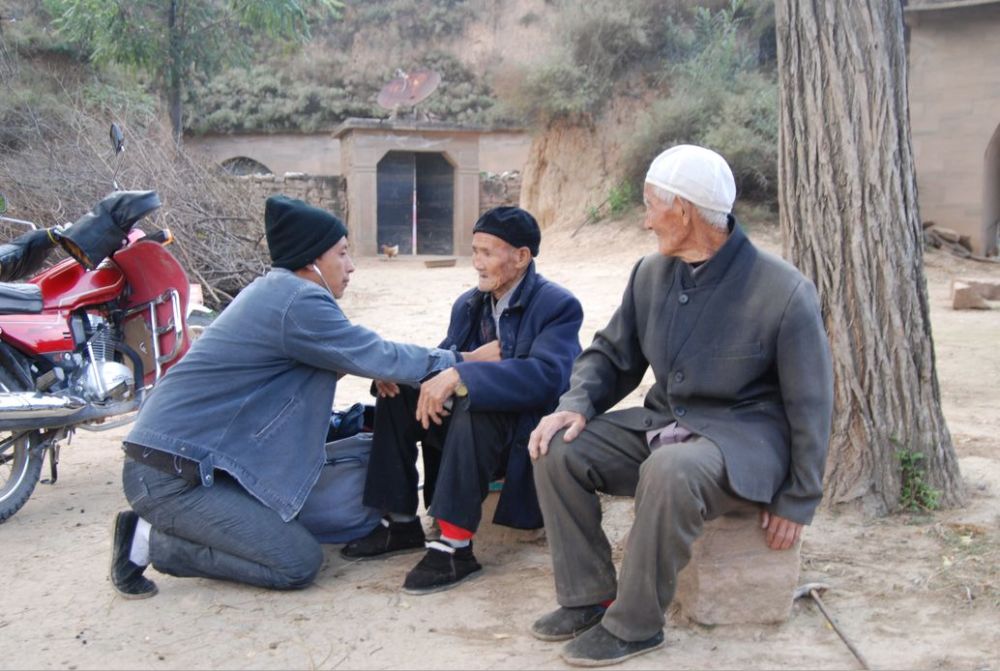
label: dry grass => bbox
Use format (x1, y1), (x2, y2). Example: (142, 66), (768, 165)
(923, 522), (1000, 608)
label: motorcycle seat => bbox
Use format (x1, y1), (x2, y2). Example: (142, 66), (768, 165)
(0, 283), (43, 314)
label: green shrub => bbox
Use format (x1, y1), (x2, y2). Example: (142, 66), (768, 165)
(565, 5), (657, 81)
(510, 53), (600, 124)
(897, 449), (942, 513)
(185, 64), (379, 133)
(404, 51), (497, 124)
(607, 181), (638, 217)
(350, 0), (473, 42)
(622, 0), (778, 207)
(185, 46), (500, 133)
(518, 11), (541, 26)
(502, 0), (682, 124)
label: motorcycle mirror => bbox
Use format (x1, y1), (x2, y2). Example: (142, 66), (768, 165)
(0, 192), (7, 215)
(109, 123), (125, 154)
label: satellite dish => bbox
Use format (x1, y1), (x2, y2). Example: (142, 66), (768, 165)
(377, 69), (442, 111)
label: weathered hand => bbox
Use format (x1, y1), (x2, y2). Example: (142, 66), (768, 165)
(415, 368), (461, 429)
(374, 380), (400, 398)
(760, 510), (804, 550)
(463, 339), (501, 363)
(527, 411), (587, 461)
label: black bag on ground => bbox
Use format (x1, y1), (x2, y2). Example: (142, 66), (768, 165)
(298, 433), (381, 544)
(326, 402), (374, 441)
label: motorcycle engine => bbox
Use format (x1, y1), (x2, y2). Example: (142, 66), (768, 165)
(79, 361), (134, 402)
(70, 316), (135, 402)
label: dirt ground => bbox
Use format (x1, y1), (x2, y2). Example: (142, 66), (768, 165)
(2, 216), (998, 670)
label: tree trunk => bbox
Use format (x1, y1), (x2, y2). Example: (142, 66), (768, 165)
(167, 0), (183, 146)
(774, 0), (965, 514)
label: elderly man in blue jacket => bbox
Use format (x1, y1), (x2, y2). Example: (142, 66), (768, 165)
(342, 206), (583, 595)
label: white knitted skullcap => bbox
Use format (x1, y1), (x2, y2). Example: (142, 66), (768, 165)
(645, 145), (736, 213)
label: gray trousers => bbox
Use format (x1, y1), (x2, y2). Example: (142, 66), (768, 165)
(123, 459), (323, 590)
(533, 416), (747, 641)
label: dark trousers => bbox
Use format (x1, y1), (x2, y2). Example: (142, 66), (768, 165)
(122, 459), (323, 590)
(533, 416), (747, 641)
(362, 386), (516, 532)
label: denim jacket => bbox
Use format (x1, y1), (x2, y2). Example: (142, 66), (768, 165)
(126, 268), (456, 522)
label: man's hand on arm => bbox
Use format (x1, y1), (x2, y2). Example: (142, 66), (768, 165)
(760, 510), (804, 551)
(462, 339), (501, 363)
(527, 411), (587, 461)
(415, 367), (462, 429)
(374, 380), (400, 398)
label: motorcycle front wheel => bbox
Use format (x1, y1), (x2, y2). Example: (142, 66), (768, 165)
(0, 366), (44, 523)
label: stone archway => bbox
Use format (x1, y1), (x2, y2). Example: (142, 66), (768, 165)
(985, 124), (1000, 257)
(220, 156), (273, 176)
(335, 120), (480, 257)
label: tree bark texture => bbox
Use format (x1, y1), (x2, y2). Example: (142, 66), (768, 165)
(774, 0), (965, 513)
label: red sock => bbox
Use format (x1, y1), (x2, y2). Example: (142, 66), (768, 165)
(600, 599), (614, 608)
(438, 520), (474, 542)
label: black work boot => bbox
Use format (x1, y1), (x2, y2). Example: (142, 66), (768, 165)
(340, 517), (426, 560)
(530, 605), (607, 641)
(402, 540), (482, 594)
(109, 510), (158, 599)
(561, 624), (664, 667)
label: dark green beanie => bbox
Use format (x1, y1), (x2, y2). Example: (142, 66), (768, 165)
(265, 195), (347, 270)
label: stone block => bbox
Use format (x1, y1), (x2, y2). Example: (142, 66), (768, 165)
(956, 277), (1000, 301)
(675, 507), (801, 625)
(474, 489), (545, 548)
(951, 280), (991, 310)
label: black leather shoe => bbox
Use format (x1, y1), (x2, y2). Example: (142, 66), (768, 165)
(110, 510), (158, 599)
(402, 540), (482, 594)
(561, 624), (664, 667)
(340, 517), (425, 560)
(530, 605), (606, 641)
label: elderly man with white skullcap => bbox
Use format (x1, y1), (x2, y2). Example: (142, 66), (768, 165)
(526, 145), (834, 666)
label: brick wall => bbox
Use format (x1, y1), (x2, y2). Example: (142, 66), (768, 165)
(233, 171), (520, 241)
(237, 173), (348, 221)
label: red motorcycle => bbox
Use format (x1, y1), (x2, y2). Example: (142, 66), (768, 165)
(0, 125), (190, 522)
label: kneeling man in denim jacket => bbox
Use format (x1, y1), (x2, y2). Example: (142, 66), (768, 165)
(109, 195), (495, 598)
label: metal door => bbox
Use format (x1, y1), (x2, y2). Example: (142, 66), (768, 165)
(415, 153), (454, 255)
(376, 151), (454, 255)
(376, 152), (416, 255)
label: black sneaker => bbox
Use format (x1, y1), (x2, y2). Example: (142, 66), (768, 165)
(561, 624), (664, 667)
(109, 510), (158, 599)
(401, 540), (482, 595)
(530, 605), (606, 642)
(340, 517), (425, 560)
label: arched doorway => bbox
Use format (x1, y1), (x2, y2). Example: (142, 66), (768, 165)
(220, 156), (273, 176)
(985, 124), (1000, 257)
(376, 151), (454, 255)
